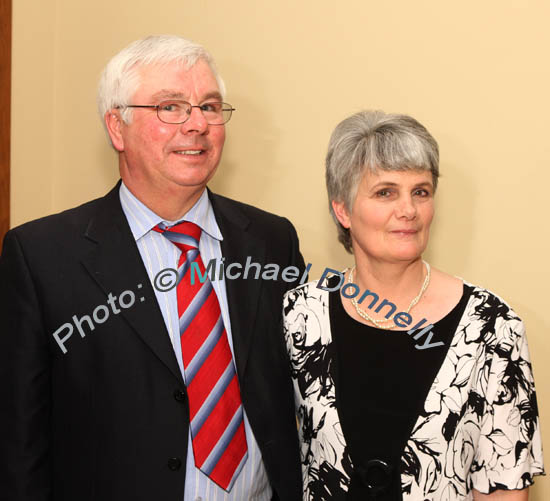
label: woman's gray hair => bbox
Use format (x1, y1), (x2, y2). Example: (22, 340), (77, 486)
(326, 110), (439, 253)
(97, 34), (226, 139)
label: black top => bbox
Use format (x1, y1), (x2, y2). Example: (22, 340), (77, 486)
(328, 279), (473, 500)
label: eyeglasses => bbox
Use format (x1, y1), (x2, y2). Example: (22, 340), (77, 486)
(122, 100), (235, 125)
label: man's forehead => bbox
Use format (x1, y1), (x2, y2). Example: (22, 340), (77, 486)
(149, 89), (223, 102)
(134, 60), (221, 101)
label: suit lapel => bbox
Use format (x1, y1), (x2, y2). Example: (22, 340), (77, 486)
(209, 192), (265, 380)
(81, 182), (184, 385)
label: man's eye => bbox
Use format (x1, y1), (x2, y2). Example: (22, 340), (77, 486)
(160, 102), (181, 112)
(201, 102), (221, 113)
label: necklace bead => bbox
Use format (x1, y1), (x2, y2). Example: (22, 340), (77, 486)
(348, 261), (431, 330)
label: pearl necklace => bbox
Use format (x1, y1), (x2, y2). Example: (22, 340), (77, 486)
(348, 261), (431, 330)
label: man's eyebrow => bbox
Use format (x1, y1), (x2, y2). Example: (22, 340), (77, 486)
(149, 90), (223, 102)
(202, 91), (223, 101)
(150, 90), (186, 101)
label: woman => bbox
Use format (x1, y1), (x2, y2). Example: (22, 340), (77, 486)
(283, 111), (544, 500)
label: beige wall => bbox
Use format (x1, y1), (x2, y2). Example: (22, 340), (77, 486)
(12, 0), (549, 497)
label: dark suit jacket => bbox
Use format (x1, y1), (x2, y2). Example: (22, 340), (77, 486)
(0, 182), (304, 501)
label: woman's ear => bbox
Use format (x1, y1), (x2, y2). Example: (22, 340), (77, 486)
(104, 110), (125, 152)
(331, 200), (351, 228)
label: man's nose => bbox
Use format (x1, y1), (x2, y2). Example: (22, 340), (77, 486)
(180, 106), (209, 134)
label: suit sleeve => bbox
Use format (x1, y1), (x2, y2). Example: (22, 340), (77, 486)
(283, 218), (306, 292)
(0, 230), (52, 501)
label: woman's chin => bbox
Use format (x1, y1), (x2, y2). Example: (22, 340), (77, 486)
(387, 248), (425, 262)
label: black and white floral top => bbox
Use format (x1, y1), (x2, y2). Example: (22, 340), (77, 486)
(283, 279), (544, 500)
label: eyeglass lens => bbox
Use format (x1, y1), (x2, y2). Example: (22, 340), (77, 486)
(157, 100), (232, 125)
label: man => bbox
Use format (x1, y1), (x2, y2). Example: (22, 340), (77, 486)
(0, 35), (304, 501)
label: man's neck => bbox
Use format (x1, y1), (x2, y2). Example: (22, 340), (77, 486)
(121, 178), (206, 222)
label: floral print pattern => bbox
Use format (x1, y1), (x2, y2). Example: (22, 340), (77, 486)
(283, 281), (544, 500)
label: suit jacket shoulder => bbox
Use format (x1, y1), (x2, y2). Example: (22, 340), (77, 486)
(208, 190), (299, 243)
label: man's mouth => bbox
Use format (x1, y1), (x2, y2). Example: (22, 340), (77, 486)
(173, 149), (204, 156)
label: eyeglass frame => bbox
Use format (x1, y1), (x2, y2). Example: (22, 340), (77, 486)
(118, 100), (236, 125)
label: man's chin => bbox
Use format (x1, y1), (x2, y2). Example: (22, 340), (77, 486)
(163, 167), (218, 189)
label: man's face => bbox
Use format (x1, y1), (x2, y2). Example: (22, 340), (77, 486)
(111, 60), (226, 194)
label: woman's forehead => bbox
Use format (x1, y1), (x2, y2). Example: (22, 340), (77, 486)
(360, 168), (433, 187)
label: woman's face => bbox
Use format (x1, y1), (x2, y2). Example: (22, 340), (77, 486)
(333, 169), (435, 263)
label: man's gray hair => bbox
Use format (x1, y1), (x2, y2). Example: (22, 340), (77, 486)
(97, 34), (225, 137)
(326, 110), (440, 253)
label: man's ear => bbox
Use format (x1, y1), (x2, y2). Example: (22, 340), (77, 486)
(331, 200), (351, 228)
(104, 110), (125, 152)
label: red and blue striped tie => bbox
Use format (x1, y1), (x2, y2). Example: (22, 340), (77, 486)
(154, 221), (248, 491)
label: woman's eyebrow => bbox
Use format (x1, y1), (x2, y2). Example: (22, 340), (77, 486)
(370, 181), (433, 189)
(370, 181), (399, 190)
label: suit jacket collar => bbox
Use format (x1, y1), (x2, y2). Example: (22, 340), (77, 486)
(82, 182), (265, 384)
(82, 181), (184, 385)
(208, 189), (266, 379)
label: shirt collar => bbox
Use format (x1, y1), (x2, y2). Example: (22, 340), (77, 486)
(119, 181), (223, 242)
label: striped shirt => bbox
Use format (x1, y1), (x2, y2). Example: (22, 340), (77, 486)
(119, 182), (271, 501)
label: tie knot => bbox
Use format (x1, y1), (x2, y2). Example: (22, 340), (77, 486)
(154, 221), (202, 252)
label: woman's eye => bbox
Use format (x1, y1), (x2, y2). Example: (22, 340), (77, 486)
(377, 189), (391, 197)
(414, 189), (430, 197)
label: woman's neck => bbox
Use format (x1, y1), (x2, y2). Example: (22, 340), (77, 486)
(350, 256), (427, 308)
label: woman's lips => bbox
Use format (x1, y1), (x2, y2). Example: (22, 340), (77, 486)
(390, 229), (418, 236)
